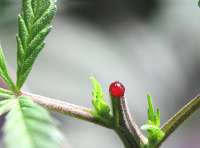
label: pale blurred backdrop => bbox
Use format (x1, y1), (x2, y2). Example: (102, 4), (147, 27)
(1, 0), (200, 147)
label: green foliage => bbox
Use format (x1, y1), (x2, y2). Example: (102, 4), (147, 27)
(16, 0), (57, 90)
(90, 77), (111, 119)
(147, 95), (160, 127)
(141, 95), (165, 146)
(3, 96), (63, 148)
(199, 0), (200, 7)
(0, 99), (15, 116)
(0, 47), (16, 92)
(0, 88), (15, 99)
(0, 1), (63, 148)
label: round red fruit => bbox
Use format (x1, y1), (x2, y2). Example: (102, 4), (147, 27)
(109, 81), (125, 98)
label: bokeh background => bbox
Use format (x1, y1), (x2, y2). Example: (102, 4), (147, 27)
(1, 0), (200, 147)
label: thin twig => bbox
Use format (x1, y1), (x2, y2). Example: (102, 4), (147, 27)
(22, 92), (200, 148)
(157, 95), (200, 147)
(111, 96), (147, 148)
(22, 91), (113, 128)
(111, 97), (139, 148)
(120, 97), (148, 145)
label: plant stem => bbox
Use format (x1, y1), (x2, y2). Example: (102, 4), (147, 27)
(157, 95), (200, 147)
(22, 91), (113, 129)
(111, 97), (139, 148)
(22, 91), (148, 148)
(23, 92), (200, 148)
(111, 96), (147, 148)
(115, 127), (139, 148)
(120, 97), (148, 145)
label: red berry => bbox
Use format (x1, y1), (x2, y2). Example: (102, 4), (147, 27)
(109, 81), (125, 98)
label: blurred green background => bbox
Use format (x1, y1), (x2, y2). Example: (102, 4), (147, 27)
(1, 0), (200, 148)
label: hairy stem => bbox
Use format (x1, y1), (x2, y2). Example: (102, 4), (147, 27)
(157, 95), (200, 147)
(22, 91), (113, 128)
(22, 91), (147, 148)
(111, 97), (139, 148)
(120, 97), (148, 146)
(111, 96), (147, 148)
(22, 91), (200, 148)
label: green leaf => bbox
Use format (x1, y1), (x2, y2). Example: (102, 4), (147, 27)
(3, 96), (63, 148)
(147, 94), (160, 126)
(147, 94), (154, 123)
(16, 0), (57, 90)
(0, 99), (15, 116)
(90, 77), (111, 119)
(0, 88), (15, 99)
(141, 124), (165, 144)
(141, 94), (164, 146)
(0, 46), (16, 92)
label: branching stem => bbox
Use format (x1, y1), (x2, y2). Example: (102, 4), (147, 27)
(22, 91), (200, 148)
(111, 96), (147, 148)
(22, 91), (113, 128)
(157, 95), (200, 147)
(120, 97), (148, 145)
(22, 91), (147, 148)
